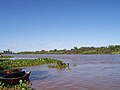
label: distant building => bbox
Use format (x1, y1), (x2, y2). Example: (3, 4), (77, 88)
(3, 49), (12, 54)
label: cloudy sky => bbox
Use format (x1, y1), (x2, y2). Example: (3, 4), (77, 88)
(0, 0), (120, 52)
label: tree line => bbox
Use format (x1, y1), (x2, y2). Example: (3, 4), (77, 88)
(17, 45), (120, 54)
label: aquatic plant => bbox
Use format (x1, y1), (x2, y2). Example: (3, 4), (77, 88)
(0, 56), (13, 59)
(18, 80), (32, 90)
(0, 58), (64, 69)
(73, 64), (77, 67)
(0, 80), (32, 90)
(48, 62), (68, 69)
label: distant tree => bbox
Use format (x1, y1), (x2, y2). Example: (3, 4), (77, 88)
(74, 47), (78, 50)
(53, 49), (57, 52)
(17, 45), (120, 54)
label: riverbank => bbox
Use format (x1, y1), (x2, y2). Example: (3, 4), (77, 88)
(16, 45), (120, 54)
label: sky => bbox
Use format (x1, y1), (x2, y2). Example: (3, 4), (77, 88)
(0, 0), (120, 52)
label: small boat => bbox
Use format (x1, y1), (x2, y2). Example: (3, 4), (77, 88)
(0, 70), (31, 84)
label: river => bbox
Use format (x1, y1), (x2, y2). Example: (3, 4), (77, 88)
(7, 54), (120, 90)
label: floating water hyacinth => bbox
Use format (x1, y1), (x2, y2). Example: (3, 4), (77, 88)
(0, 58), (65, 69)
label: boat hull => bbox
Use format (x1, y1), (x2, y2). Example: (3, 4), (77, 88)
(0, 71), (31, 84)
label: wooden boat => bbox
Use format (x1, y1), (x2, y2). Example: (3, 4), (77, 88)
(0, 70), (31, 84)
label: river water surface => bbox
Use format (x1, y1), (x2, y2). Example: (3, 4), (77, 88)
(9, 54), (120, 90)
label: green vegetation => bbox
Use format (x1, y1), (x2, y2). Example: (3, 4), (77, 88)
(48, 62), (68, 69)
(0, 80), (32, 90)
(0, 58), (65, 70)
(0, 56), (13, 59)
(0, 58), (67, 89)
(73, 64), (77, 67)
(16, 45), (120, 54)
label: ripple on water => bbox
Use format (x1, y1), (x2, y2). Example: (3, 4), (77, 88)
(10, 54), (120, 90)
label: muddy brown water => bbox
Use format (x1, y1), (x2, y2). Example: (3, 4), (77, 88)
(6, 54), (120, 90)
